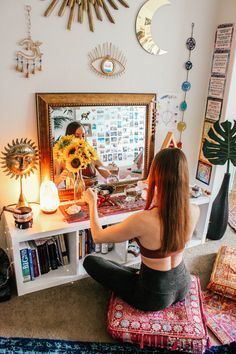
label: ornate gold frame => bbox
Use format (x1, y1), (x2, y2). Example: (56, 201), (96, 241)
(36, 92), (156, 201)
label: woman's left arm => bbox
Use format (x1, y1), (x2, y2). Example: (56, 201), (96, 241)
(84, 188), (142, 243)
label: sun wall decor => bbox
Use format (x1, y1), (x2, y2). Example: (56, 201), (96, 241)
(1, 138), (39, 208)
(42, 0), (129, 32)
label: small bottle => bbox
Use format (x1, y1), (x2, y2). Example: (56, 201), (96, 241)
(108, 242), (114, 251)
(95, 243), (101, 253)
(101, 243), (108, 254)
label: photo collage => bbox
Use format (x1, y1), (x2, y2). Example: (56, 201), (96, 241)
(52, 105), (146, 182)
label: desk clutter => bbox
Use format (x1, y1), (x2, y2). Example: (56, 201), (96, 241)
(60, 195), (145, 223)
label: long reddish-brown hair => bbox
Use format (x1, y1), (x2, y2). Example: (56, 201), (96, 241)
(145, 148), (190, 253)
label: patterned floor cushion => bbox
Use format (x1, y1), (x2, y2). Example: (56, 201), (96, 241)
(208, 245), (236, 300)
(107, 275), (209, 353)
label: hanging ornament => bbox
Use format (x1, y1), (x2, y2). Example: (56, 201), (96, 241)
(180, 101), (187, 111)
(177, 23), (196, 148)
(16, 5), (43, 78)
(185, 60), (193, 70)
(177, 121), (187, 132)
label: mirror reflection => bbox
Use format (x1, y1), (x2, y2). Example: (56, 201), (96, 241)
(51, 105), (146, 190)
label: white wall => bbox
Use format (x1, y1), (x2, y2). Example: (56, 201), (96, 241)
(0, 0), (222, 208)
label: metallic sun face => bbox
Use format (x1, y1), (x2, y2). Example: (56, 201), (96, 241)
(1, 138), (39, 179)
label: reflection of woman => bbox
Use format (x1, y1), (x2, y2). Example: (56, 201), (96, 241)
(83, 148), (200, 311)
(54, 121), (111, 188)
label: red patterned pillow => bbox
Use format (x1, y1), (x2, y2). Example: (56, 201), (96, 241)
(208, 246), (236, 300)
(107, 275), (209, 353)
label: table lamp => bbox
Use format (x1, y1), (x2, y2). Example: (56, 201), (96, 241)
(40, 180), (59, 214)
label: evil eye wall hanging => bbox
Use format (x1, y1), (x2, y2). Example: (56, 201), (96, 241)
(88, 43), (126, 78)
(177, 23), (196, 148)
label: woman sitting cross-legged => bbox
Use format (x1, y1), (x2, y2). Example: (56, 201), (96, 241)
(83, 148), (200, 311)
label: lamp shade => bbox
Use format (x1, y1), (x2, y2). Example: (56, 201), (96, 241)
(40, 180), (59, 214)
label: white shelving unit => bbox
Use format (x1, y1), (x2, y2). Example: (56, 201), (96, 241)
(3, 195), (211, 296)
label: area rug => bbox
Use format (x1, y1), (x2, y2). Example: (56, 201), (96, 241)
(203, 291), (236, 344)
(0, 337), (235, 354)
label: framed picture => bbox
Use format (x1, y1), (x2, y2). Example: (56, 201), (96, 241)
(196, 161), (212, 185)
(83, 123), (92, 137)
(199, 121), (214, 162)
(215, 23), (234, 51)
(208, 76), (226, 99)
(211, 52), (230, 76)
(205, 98), (223, 121)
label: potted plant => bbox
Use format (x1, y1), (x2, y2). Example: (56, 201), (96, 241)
(203, 119), (236, 240)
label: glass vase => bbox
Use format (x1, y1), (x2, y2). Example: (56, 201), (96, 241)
(73, 170), (86, 204)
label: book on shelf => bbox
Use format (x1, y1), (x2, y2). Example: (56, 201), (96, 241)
(58, 234), (69, 265)
(19, 242), (31, 283)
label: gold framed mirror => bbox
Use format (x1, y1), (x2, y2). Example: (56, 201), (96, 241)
(36, 93), (156, 201)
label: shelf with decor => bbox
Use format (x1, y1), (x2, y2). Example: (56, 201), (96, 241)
(3, 195), (211, 296)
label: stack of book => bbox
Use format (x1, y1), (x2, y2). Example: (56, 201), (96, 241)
(20, 234), (69, 282)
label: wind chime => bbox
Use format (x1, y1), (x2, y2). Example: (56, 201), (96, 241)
(16, 5), (43, 78)
(177, 23), (196, 148)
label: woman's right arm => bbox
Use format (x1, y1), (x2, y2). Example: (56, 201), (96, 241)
(84, 188), (142, 244)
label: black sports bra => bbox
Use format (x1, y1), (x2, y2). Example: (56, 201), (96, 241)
(134, 238), (183, 259)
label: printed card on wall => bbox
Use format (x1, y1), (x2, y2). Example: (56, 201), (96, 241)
(196, 160), (212, 185)
(215, 24), (234, 51)
(208, 76), (226, 99)
(211, 52), (230, 76)
(205, 98), (222, 121)
(199, 121), (214, 163)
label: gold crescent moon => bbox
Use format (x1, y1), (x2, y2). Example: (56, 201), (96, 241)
(136, 0), (171, 55)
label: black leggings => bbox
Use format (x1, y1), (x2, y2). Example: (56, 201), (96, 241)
(83, 255), (191, 311)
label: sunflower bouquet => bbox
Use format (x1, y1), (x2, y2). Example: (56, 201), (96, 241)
(53, 135), (98, 173)
(53, 135), (98, 212)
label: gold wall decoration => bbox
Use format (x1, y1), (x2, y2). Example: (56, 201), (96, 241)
(1, 139), (39, 208)
(42, 0), (129, 31)
(88, 42), (126, 78)
(136, 0), (170, 55)
(16, 5), (43, 78)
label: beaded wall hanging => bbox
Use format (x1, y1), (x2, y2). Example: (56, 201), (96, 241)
(16, 5), (43, 78)
(177, 23), (196, 148)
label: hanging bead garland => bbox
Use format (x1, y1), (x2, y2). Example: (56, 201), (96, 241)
(16, 5), (43, 78)
(177, 23), (196, 149)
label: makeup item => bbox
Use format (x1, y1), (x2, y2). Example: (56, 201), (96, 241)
(95, 243), (101, 253)
(101, 243), (108, 254)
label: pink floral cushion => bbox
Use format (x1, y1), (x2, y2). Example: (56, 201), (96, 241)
(107, 275), (209, 353)
(208, 246), (236, 300)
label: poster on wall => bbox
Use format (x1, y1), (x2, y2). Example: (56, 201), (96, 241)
(199, 120), (214, 163)
(208, 76), (226, 99)
(196, 160), (212, 185)
(205, 98), (222, 121)
(211, 52), (230, 76)
(215, 23), (234, 51)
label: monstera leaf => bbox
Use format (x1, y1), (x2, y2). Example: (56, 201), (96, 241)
(203, 120), (236, 172)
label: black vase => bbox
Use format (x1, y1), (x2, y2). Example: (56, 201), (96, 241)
(207, 173), (230, 240)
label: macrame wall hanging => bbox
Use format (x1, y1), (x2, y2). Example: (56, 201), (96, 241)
(16, 5), (43, 78)
(177, 23), (196, 148)
(88, 43), (126, 78)
(42, 0), (129, 32)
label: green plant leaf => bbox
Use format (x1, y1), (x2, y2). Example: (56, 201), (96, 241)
(203, 120), (236, 169)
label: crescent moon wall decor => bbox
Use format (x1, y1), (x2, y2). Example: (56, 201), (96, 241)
(42, 0), (129, 32)
(136, 0), (171, 55)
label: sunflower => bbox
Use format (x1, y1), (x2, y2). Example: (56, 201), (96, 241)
(66, 154), (85, 173)
(54, 134), (97, 173)
(63, 143), (79, 159)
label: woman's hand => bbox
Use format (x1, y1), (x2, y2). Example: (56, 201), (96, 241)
(83, 187), (98, 206)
